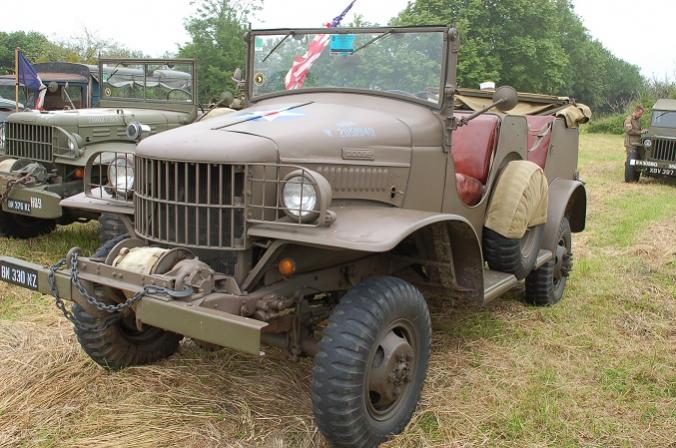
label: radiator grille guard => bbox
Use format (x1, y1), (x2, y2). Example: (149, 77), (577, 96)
(5, 123), (53, 162)
(133, 158), (326, 251)
(650, 138), (676, 163)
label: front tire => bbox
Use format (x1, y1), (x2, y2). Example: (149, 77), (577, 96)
(98, 212), (128, 246)
(484, 225), (544, 279)
(72, 237), (181, 370)
(0, 211), (56, 238)
(525, 217), (572, 306)
(624, 151), (641, 183)
(312, 277), (431, 448)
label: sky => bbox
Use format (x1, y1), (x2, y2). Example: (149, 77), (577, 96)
(1, 0), (674, 79)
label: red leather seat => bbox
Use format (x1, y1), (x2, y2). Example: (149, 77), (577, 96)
(452, 113), (501, 205)
(526, 116), (556, 168)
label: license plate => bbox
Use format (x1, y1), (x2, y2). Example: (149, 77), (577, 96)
(647, 167), (676, 177)
(0, 261), (39, 290)
(6, 199), (31, 214)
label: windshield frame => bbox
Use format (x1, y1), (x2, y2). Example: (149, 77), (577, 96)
(98, 58), (197, 107)
(651, 110), (676, 128)
(246, 26), (451, 109)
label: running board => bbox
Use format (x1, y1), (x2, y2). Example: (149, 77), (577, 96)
(483, 249), (554, 303)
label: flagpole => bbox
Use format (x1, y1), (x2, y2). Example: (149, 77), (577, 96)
(15, 47), (19, 112)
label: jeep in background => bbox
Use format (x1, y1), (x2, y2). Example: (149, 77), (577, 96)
(625, 99), (676, 181)
(0, 58), (198, 239)
(0, 27), (589, 447)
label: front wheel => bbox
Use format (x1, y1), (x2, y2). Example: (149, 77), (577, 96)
(624, 150), (641, 183)
(0, 211), (56, 238)
(72, 237), (181, 369)
(312, 277), (431, 448)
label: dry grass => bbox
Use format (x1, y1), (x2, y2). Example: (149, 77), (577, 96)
(0, 134), (674, 447)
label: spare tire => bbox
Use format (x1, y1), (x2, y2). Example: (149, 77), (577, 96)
(483, 225), (543, 279)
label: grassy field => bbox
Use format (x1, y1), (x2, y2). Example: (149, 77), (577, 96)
(0, 134), (674, 447)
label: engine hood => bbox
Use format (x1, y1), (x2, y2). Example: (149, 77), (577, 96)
(137, 94), (441, 164)
(6, 108), (191, 127)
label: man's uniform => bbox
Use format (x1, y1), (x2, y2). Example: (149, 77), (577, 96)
(624, 115), (642, 156)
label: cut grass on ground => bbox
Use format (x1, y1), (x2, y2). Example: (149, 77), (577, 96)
(0, 134), (674, 447)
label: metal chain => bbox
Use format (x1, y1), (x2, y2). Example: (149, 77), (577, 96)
(47, 249), (191, 332)
(0, 174), (30, 205)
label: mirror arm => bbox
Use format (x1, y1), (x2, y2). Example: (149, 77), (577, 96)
(457, 99), (506, 127)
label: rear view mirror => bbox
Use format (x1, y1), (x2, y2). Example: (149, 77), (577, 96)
(493, 86), (519, 112)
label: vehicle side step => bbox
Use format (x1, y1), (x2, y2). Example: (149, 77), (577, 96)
(535, 249), (553, 269)
(483, 269), (518, 303)
(483, 250), (553, 303)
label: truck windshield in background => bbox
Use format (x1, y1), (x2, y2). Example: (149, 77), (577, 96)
(251, 29), (445, 105)
(652, 110), (676, 128)
(101, 61), (195, 104)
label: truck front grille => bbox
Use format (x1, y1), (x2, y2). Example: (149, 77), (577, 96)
(5, 123), (53, 162)
(134, 157), (247, 250)
(650, 138), (676, 163)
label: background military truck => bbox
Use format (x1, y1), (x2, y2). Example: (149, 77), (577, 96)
(0, 27), (588, 448)
(625, 99), (676, 181)
(0, 58), (198, 239)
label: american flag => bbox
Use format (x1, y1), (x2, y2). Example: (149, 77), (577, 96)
(284, 0), (357, 90)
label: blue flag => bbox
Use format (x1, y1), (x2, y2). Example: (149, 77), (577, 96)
(18, 51), (43, 93)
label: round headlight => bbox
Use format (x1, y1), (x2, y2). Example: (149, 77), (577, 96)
(644, 138), (652, 148)
(0, 124), (5, 148)
(282, 175), (318, 221)
(67, 138), (76, 151)
(108, 155), (135, 194)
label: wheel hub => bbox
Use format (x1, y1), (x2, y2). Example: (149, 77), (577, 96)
(368, 328), (414, 415)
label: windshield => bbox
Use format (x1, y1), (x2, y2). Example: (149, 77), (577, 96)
(101, 61), (194, 104)
(251, 29), (446, 105)
(652, 110), (676, 128)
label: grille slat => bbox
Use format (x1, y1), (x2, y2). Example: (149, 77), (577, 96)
(6, 123), (53, 162)
(135, 157), (246, 250)
(651, 138), (676, 163)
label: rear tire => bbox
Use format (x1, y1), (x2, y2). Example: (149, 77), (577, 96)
(483, 225), (543, 279)
(312, 277), (431, 448)
(624, 151), (641, 183)
(0, 211), (56, 238)
(525, 217), (572, 306)
(99, 212), (128, 246)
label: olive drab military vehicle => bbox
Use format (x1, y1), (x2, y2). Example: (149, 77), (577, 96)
(0, 58), (198, 240)
(0, 27), (589, 447)
(625, 99), (676, 181)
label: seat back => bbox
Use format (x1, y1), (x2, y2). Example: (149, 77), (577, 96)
(452, 113), (501, 184)
(526, 115), (556, 168)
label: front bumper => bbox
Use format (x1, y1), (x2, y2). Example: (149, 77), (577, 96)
(629, 159), (676, 178)
(0, 255), (267, 355)
(0, 173), (63, 219)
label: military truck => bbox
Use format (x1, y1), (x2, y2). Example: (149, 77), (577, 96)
(0, 27), (588, 447)
(625, 99), (676, 181)
(0, 58), (197, 239)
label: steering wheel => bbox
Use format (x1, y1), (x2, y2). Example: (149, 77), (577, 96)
(166, 88), (193, 100)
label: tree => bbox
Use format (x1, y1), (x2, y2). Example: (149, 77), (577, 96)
(179, 0), (261, 103)
(393, 0), (644, 113)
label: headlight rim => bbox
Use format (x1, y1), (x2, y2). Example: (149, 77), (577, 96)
(107, 154), (135, 196)
(281, 172), (320, 223)
(643, 138), (653, 149)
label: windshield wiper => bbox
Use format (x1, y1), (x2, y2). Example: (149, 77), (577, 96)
(351, 30), (393, 55)
(262, 32), (295, 63)
(106, 62), (122, 81)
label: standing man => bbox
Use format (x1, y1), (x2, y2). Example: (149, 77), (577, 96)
(624, 105), (645, 156)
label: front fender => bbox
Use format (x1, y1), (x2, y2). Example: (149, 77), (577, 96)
(247, 205), (478, 253)
(543, 178), (586, 253)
